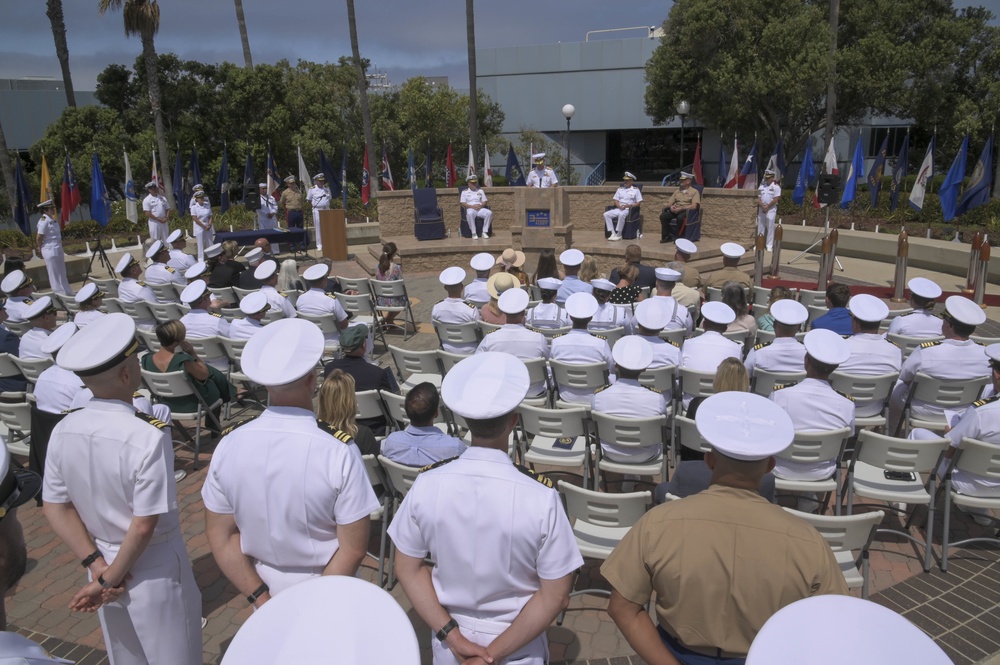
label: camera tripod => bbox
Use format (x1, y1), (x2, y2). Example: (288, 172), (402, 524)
(85, 236), (114, 278)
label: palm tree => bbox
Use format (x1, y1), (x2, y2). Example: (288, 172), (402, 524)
(46, 0), (76, 107)
(0, 118), (14, 216)
(466, 0), (478, 169)
(98, 0), (174, 209)
(346, 0), (376, 194)
(233, 0), (252, 68)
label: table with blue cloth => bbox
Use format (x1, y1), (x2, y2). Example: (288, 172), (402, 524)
(214, 228), (309, 248)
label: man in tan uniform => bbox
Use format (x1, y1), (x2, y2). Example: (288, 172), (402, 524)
(659, 172), (701, 243)
(603, 392), (846, 664)
(279, 175), (305, 250)
(705, 242), (754, 290)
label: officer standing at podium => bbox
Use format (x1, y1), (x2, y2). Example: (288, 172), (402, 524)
(307, 173), (332, 250)
(526, 154), (558, 188)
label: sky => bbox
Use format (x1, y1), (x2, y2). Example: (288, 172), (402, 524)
(0, 1), (671, 91)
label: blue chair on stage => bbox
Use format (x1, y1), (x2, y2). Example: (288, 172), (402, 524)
(604, 184), (644, 240)
(413, 188), (446, 241)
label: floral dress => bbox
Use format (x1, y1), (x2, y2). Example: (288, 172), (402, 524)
(375, 262), (405, 307)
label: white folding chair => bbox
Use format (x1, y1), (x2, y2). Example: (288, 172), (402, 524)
(141, 368), (223, 469)
(3, 320), (33, 337)
(380, 390), (449, 434)
(149, 301), (187, 322)
(356, 390), (390, 440)
(638, 364), (677, 395)
(88, 277), (120, 298)
(209, 286), (238, 305)
(829, 371), (898, 429)
(297, 312), (343, 358)
(135, 328), (162, 353)
(806, 305), (829, 327)
(887, 333), (943, 359)
(148, 282), (180, 304)
(797, 289), (826, 308)
(706, 287), (722, 302)
(437, 350), (470, 375)
(591, 411), (669, 489)
(752, 369), (806, 397)
(219, 337), (266, 418)
(658, 328), (687, 346)
(672, 414), (711, 465)
(522, 357), (552, 407)
(369, 279), (417, 339)
(939, 437), (1000, 572)
(752, 285), (771, 305)
(754, 329), (776, 345)
(388, 345), (442, 391)
(590, 326), (625, 349)
(844, 430), (950, 571)
(678, 367), (716, 414)
(0, 353), (26, 402)
(185, 336), (228, 371)
(773, 427), (852, 515)
(102, 297), (124, 314)
(361, 454), (393, 588)
(336, 292), (386, 350)
(11, 356), (52, 389)
(0, 401), (32, 457)
(971, 335), (1000, 347)
(897, 372), (990, 436)
(336, 276), (371, 294)
(478, 321), (503, 335)
(782, 509), (885, 598)
(377, 454), (423, 589)
(528, 325), (571, 341)
(233, 286), (257, 301)
(118, 299), (156, 327)
(549, 360), (609, 407)
(520, 404), (591, 488)
(432, 321), (481, 354)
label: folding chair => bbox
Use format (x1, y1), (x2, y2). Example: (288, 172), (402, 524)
(887, 333), (944, 359)
(135, 328), (162, 353)
(388, 345), (442, 391)
(659, 328), (687, 346)
(773, 427), (852, 515)
(672, 414), (710, 466)
(782, 509), (884, 598)
(939, 437), (1000, 572)
(11, 356), (52, 390)
(752, 285), (772, 305)
(638, 364), (677, 394)
(478, 321), (503, 335)
(185, 336), (228, 372)
(233, 286), (257, 301)
(356, 390), (390, 441)
(844, 430), (950, 571)
(445, 407), (516, 459)
(0, 353), (26, 403)
(432, 321), (481, 355)
(437, 350), (470, 375)
(380, 390), (448, 433)
(377, 455), (423, 588)
(149, 301), (187, 322)
(752, 369), (806, 397)
(88, 277), (120, 298)
(591, 411), (670, 489)
(549, 360), (609, 407)
(209, 286), (238, 305)
(897, 372), (989, 436)
(829, 372), (898, 429)
(678, 367), (717, 408)
(369, 280), (417, 340)
(336, 292), (386, 351)
(412, 187), (445, 240)
(140, 368), (224, 469)
(3, 320), (33, 337)
(806, 305), (828, 327)
(705, 287), (722, 302)
(971, 335), (1000, 347)
(118, 299), (156, 328)
(336, 276), (371, 295)
(519, 404), (591, 488)
(675, 184), (703, 241)
(0, 401), (32, 457)
(522, 357), (552, 407)
(297, 312), (343, 358)
(102, 297), (124, 314)
(148, 282), (180, 304)
(361, 454), (393, 588)
(220, 307), (242, 321)
(590, 326), (625, 349)
(797, 289), (826, 309)
(219, 337), (266, 419)
(528, 325), (571, 341)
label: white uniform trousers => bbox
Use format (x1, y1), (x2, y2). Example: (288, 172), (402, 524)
(95, 533), (202, 665)
(757, 208), (777, 250)
(312, 209), (328, 248)
(193, 225), (214, 262)
(41, 244), (73, 295)
(465, 208), (493, 235)
(603, 208), (628, 235)
(254, 560), (325, 598)
(432, 614), (547, 665)
(147, 220), (169, 244)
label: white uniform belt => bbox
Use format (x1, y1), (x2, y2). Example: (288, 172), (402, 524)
(254, 560), (326, 576)
(95, 531), (174, 550)
(450, 613), (512, 636)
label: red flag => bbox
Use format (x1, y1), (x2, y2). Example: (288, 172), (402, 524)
(361, 146), (371, 204)
(445, 144), (457, 188)
(692, 139), (704, 186)
(60, 153), (81, 227)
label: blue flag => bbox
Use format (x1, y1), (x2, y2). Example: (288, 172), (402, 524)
(190, 146), (202, 188)
(425, 145), (433, 188)
(173, 150), (187, 218)
(90, 152), (111, 227)
(957, 134), (994, 216)
(408, 147), (416, 191)
(792, 140), (815, 206)
(889, 132), (909, 212)
(241, 152), (253, 208)
(939, 135), (969, 222)
(505, 143), (526, 186)
(716, 139), (728, 187)
(13, 157), (32, 236)
(839, 137), (865, 208)
(341, 147), (348, 210)
(739, 141), (758, 189)
(318, 149), (342, 199)
(867, 135), (889, 209)
(217, 146), (230, 214)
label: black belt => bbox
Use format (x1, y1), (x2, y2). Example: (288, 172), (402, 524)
(657, 625), (746, 661)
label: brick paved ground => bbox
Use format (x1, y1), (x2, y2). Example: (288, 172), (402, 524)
(5, 251), (999, 664)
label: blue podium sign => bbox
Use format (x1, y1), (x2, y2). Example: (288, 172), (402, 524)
(526, 209), (551, 228)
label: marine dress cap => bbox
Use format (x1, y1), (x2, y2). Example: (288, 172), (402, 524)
(303, 264), (330, 282)
(720, 242), (746, 258)
(254, 261), (278, 281)
(590, 278), (616, 292)
(470, 252), (495, 272)
(185, 261), (209, 280)
(675, 238), (697, 255)
(57, 313), (138, 376)
(908, 277), (942, 299)
(770, 300), (809, 327)
(74, 282), (101, 304)
(803, 329), (850, 366)
(239, 291), (269, 316)
(144, 240), (166, 259)
(284, 175), (296, 184)
(537, 277), (562, 291)
(24, 296), (56, 320)
(241, 318), (325, 386)
(1, 271), (31, 295)
(115, 253), (137, 275)
(679, 172), (694, 180)
(696, 392), (794, 460)
(180, 280), (209, 304)
(701, 301), (736, 326)
(497, 288), (529, 315)
(559, 249), (584, 266)
(847, 294), (889, 323)
(564, 292), (599, 319)
(945, 295), (987, 327)
(612, 336), (653, 372)
(439, 266), (466, 286)
(442, 352), (530, 419)
(654, 267), (682, 282)
(633, 298), (671, 331)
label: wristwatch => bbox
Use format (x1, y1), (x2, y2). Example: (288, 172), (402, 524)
(81, 550), (101, 569)
(97, 574), (115, 590)
(247, 582), (269, 605)
(435, 618), (458, 642)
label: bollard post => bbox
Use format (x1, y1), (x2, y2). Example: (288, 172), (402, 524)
(816, 236), (831, 290)
(770, 223), (783, 279)
(966, 232), (983, 295)
(754, 233), (766, 286)
(891, 231), (909, 302)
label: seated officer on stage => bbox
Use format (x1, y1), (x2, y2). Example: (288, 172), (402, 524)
(744, 299), (808, 379)
(381, 383), (467, 467)
(603, 393), (846, 664)
(659, 172), (700, 243)
(389, 352), (582, 665)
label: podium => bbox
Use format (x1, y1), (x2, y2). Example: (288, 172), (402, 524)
(318, 209), (348, 261)
(511, 188), (572, 270)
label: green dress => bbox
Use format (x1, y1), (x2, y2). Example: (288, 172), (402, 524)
(141, 351), (233, 416)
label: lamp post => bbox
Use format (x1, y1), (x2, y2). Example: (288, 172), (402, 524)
(677, 100), (690, 171)
(562, 104), (575, 184)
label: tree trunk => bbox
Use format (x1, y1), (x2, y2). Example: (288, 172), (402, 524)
(46, 0), (76, 107)
(233, 0), (253, 68)
(346, 0), (376, 195)
(0, 118), (15, 218)
(823, 0), (839, 156)
(466, 0), (478, 169)
(141, 29), (174, 210)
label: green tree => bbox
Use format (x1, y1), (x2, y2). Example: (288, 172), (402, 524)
(46, 0), (76, 107)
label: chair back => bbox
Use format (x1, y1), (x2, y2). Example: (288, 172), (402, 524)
(136, 328), (162, 352)
(752, 369), (806, 396)
(522, 357), (551, 400)
(590, 326), (624, 348)
(12, 357), (53, 383)
(797, 289), (827, 308)
(336, 276), (372, 294)
(4, 320), (33, 337)
(412, 188), (442, 220)
(591, 411), (668, 451)
(529, 325), (571, 340)
(101, 297), (123, 314)
(220, 307), (242, 320)
(518, 404), (588, 440)
(336, 292), (377, 317)
(119, 299), (155, 323)
(0, 401), (32, 438)
(549, 360), (609, 396)
(209, 286), (237, 304)
(752, 285), (771, 305)
(755, 329), (776, 345)
(787, 510), (884, 555)
(829, 372), (898, 405)
(262, 309), (285, 324)
(659, 328), (687, 346)
(298, 312), (342, 335)
(971, 335), (1000, 347)
(854, 430), (950, 475)
(954, 438), (1000, 483)
(149, 302), (187, 322)
(478, 321), (503, 335)
(89, 277), (120, 298)
(887, 333), (944, 358)
(378, 454), (422, 498)
(558, 481), (651, 528)
(0, 353), (22, 379)
(438, 350), (470, 374)
(807, 305), (829, 326)
(433, 321), (482, 348)
(776, 427), (851, 467)
(355, 390), (389, 422)
(388, 345), (442, 382)
(370, 279), (409, 302)
(148, 282), (180, 303)
(638, 364), (676, 393)
(141, 368), (196, 401)
(706, 287), (722, 302)
(233, 286), (257, 301)
(910, 372), (989, 410)
(674, 415), (711, 454)
(220, 337), (248, 368)
(751, 303), (768, 319)
(361, 453), (388, 495)
(186, 336), (226, 361)
(679, 367), (716, 398)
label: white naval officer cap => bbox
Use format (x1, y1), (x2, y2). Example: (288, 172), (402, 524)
(24, 296), (56, 320)
(167, 229), (184, 243)
(245, 247), (265, 264)
(470, 252), (494, 272)
(623, 171), (636, 180)
(701, 301), (736, 326)
(115, 253), (138, 275)
(241, 318), (324, 387)
(74, 282), (102, 304)
(633, 297), (672, 331)
(192, 183), (205, 191)
(944, 295), (987, 327)
(239, 291), (269, 316)
(612, 336), (653, 372)
(803, 328), (850, 366)
(675, 238), (698, 255)
(37, 199), (54, 209)
(764, 169), (776, 177)
(497, 288), (529, 315)
(907, 277), (942, 300)
(0, 631), (73, 664)
(1, 270), (31, 295)
(590, 278), (616, 293)
(847, 294), (889, 323)
(720, 242), (746, 258)
(565, 292), (598, 320)
(439, 266), (466, 286)
(443, 352), (530, 419)
(985, 344), (1000, 365)
(40, 322), (77, 355)
(57, 312), (139, 376)
(254, 260), (278, 281)
(466, 173), (479, 182)
(696, 392), (794, 461)
(283, 175), (296, 184)
(204, 243), (223, 259)
(180, 280), (208, 304)
(144, 240), (166, 259)
(312, 172), (326, 181)
(559, 248), (584, 266)
(302, 264), (330, 282)
(144, 181), (157, 189)
(532, 153), (546, 162)
(654, 267), (682, 282)
(258, 182), (268, 188)
(185, 261), (209, 280)
(769, 299), (808, 327)
(679, 171), (694, 180)
(537, 277), (562, 291)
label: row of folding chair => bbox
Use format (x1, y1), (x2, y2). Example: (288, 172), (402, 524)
(328, 276), (416, 342)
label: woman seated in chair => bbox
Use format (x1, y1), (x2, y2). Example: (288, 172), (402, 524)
(141, 320), (234, 437)
(722, 281), (757, 337)
(317, 369), (379, 457)
(757, 285), (794, 333)
(375, 242), (404, 327)
(277, 258), (306, 294)
(609, 263), (644, 306)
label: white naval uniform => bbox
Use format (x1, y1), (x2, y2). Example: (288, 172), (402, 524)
(744, 337), (807, 378)
(555, 277), (593, 305)
(387, 447), (583, 665)
(34, 364), (84, 413)
(18, 328), (51, 360)
(73, 309), (106, 328)
(190, 200), (215, 262)
(603, 185), (643, 235)
(590, 302), (631, 332)
(296, 288), (349, 344)
(549, 329), (615, 404)
(638, 334), (681, 369)
(460, 187), (492, 236)
(591, 379), (668, 462)
(679, 331), (742, 409)
(260, 285), (296, 319)
(168, 248), (196, 273)
(525, 302), (570, 329)
(37, 213), (73, 295)
(476, 325), (550, 396)
(462, 278), (490, 304)
(118, 278), (158, 329)
(757, 181), (781, 250)
(431, 298), (481, 354)
(838, 334), (903, 417)
(145, 262), (185, 287)
(70, 389), (171, 426)
(142, 193), (171, 243)
(257, 193), (279, 230)
(526, 167), (559, 189)
(769, 378), (855, 481)
(307, 185), (332, 248)
(5, 296), (34, 323)
(43, 399), (202, 665)
(888, 310), (944, 338)
(202, 406), (379, 596)
(179, 309), (231, 370)
(227, 317), (263, 340)
(933, 395), (1000, 496)
(652, 295), (694, 335)
(889, 339), (990, 426)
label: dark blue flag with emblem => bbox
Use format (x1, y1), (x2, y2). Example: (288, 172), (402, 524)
(940, 135), (969, 222)
(716, 137), (728, 187)
(217, 146), (230, 214)
(889, 131), (909, 212)
(792, 140), (815, 206)
(341, 146), (348, 210)
(318, 149), (342, 200)
(13, 157), (32, 236)
(173, 149), (187, 218)
(425, 145), (433, 188)
(190, 146), (202, 189)
(90, 152), (111, 227)
(867, 135), (889, 209)
(505, 143), (526, 186)
(956, 133), (994, 216)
